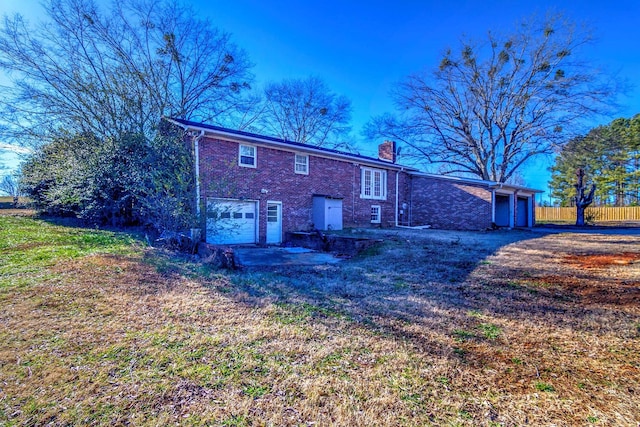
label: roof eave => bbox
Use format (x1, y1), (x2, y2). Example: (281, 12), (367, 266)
(165, 117), (416, 171)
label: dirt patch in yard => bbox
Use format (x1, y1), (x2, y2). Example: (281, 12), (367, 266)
(564, 252), (640, 268)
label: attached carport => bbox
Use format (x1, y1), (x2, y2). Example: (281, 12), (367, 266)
(491, 184), (542, 228)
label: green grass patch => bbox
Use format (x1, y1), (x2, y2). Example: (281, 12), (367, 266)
(270, 301), (343, 325)
(452, 329), (475, 342)
(0, 216), (141, 286)
(243, 384), (269, 398)
(478, 323), (502, 340)
(535, 381), (555, 392)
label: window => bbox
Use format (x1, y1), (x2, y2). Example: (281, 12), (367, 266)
(239, 144), (256, 168)
(295, 154), (309, 174)
(267, 204), (279, 222)
(360, 167), (387, 200)
(371, 205), (381, 223)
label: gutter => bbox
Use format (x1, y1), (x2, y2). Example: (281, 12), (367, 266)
(395, 171), (399, 227)
(166, 118), (414, 172)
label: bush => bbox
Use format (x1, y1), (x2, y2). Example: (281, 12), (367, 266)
(20, 126), (196, 233)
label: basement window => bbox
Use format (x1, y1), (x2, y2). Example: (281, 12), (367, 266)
(371, 205), (381, 223)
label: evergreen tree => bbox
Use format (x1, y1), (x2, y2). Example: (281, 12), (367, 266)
(549, 114), (640, 206)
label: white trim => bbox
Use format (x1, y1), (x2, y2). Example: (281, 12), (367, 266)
(371, 205), (381, 223)
(238, 144), (257, 168)
(294, 153), (309, 175)
(410, 172), (543, 194)
(360, 167), (387, 200)
(266, 200), (283, 244)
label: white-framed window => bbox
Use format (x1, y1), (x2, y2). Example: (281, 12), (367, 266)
(294, 154), (309, 175)
(360, 167), (387, 200)
(371, 205), (381, 223)
(239, 144), (256, 168)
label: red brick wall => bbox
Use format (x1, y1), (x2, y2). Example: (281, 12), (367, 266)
(408, 175), (492, 230)
(197, 136), (402, 243)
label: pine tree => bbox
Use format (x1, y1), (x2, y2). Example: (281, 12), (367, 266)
(549, 115), (640, 206)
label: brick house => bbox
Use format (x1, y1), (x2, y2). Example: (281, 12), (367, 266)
(166, 118), (541, 245)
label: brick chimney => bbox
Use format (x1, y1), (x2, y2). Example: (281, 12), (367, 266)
(378, 140), (396, 163)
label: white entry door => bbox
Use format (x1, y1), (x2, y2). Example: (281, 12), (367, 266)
(206, 199), (257, 244)
(266, 202), (282, 244)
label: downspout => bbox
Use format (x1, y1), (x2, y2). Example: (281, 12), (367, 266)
(395, 169), (401, 227)
(409, 176), (413, 226)
(194, 130), (205, 218)
(395, 171), (399, 227)
(352, 163), (357, 224)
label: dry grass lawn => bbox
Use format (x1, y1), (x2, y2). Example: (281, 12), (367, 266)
(0, 215), (638, 426)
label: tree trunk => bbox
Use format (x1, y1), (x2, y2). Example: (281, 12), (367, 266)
(576, 205), (586, 226)
(574, 168), (596, 226)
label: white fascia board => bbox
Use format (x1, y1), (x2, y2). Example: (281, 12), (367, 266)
(410, 172), (498, 187)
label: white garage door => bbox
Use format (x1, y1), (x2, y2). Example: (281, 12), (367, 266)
(206, 199), (257, 244)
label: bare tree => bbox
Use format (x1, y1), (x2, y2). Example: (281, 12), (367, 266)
(0, 174), (20, 206)
(260, 76), (352, 149)
(366, 13), (618, 182)
(0, 0), (253, 146)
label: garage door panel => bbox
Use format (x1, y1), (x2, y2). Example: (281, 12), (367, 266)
(206, 199), (257, 244)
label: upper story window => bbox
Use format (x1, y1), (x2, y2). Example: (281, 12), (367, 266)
(360, 167), (387, 200)
(295, 154), (309, 175)
(239, 144), (256, 168)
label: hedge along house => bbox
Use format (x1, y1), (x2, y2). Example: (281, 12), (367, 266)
(165, 118), (541, 245)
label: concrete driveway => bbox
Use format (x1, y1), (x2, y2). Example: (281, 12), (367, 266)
(234, 246), (344, 267)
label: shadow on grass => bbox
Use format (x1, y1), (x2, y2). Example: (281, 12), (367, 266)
(184, 228), (638, 356)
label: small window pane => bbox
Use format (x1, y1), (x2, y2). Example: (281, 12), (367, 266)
(239, 145), (256, 167)
(245, 212), (254, 219)
(295, 154), (308, 174)
(220, 212), (231, 219)
(371, 205), (381, 223)
(233, 212), (243, 219)
(240, 145), (254, 156)
(267, 205), (278, 222)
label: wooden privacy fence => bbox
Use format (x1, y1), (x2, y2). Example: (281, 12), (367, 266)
(536, 206), (640, 222)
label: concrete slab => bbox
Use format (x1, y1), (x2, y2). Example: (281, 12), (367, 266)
(234, 246), (344, 267)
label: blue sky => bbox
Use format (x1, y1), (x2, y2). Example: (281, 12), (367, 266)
(1, 0), (639, 198)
